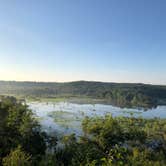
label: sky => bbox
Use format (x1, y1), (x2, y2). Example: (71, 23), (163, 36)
(0, 0), (166, 85)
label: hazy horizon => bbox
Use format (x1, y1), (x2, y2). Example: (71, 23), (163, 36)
(0, 79), (165, 86)
(0, 0), (166, 85)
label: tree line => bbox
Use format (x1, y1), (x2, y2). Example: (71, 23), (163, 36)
(0, 81), (166, 108)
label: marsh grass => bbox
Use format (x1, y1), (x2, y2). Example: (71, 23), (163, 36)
(48, 111), (83, 129)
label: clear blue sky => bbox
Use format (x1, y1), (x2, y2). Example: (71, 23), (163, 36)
(0, 0), (166, 84)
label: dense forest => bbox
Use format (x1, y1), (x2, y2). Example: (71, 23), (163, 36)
(0, 81), (166, 108)
(0, 96), (166, 165)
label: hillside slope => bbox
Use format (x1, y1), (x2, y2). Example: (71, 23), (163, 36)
(0, 81), (166, 108)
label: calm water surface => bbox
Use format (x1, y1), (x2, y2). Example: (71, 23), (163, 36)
(28, 102), (166, 137)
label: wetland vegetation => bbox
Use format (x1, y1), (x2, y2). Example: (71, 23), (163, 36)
(0, 96), (166, 165)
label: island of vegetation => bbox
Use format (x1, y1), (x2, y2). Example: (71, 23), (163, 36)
(0, 96), (166, 165)
(0, 81), (166, 109)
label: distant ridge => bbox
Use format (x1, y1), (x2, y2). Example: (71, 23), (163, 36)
(0, 80), (162, 86)
(0, 80), (166, 108)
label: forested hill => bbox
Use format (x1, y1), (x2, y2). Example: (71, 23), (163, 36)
(0, 81), (166, 108)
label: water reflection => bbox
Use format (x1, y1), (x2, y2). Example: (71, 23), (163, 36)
(28, 102), (166, 136)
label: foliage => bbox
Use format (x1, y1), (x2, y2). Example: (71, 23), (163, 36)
(0, 96), (57, 165)
(0, 96), (166, 165)
(55, 115), (166, 165)
(0, 81), (166, 108)
(2, 146), (31, 166)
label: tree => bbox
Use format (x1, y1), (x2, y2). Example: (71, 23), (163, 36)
(2, 146), (31, 166)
